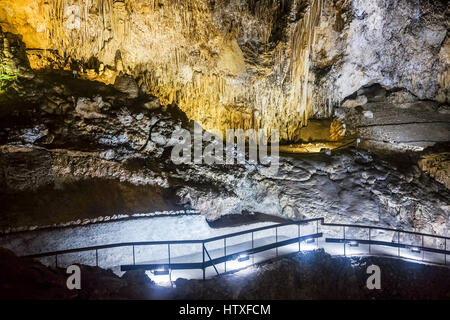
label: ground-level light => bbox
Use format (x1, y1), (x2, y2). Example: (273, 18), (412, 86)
(237, 254), (250, 262)
(410, 247), (421, 253)
(348, 241), (359, 247)
(152, 266), (170, 275)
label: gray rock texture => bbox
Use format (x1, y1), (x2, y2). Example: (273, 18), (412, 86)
(315, 0), (449, 103)
(334, 85), (450, 152)
(0, 64), (448, 236)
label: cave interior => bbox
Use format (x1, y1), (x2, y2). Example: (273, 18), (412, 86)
(0, 0), (449, 300)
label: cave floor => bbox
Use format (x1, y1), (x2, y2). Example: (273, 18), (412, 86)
(1, 214), (446, 283)
(0, 215), (277, 272)
(1, 247), (449, 300)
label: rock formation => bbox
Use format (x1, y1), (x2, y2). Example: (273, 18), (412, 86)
(0, 2), (448, 236)
(0, 0), (447, 145)
(0, 26), (448, 236)
(1, 247), (449, 300)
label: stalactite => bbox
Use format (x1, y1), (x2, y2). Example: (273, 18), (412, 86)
(9, 0), (329, 142)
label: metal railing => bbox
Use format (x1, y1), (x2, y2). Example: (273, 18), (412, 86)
(25, 218), (322, 279)
(24, 218), (450, 280)
(322, 221), (450, 265)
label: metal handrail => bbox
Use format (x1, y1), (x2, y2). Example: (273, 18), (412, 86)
(25, 239), (204, 259)
(203, 217), (323, 243)
(326, 238), (450, 255)
(121, 233), (324, 276)
(321, 222), (450, 240)
(23, 217), (449, 276)
(25, 218), (324, 259)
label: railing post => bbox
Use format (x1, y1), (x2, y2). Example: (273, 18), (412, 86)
(298, 224), (301, 252)
(421, 235), (424, 261)
(55, 254), (58, 268)
(445, 239), (447, 265)
(397, 231), (400, 257)
(202, 242), (205, 280)
(251, 232), (255, 265)
(204, 246), (219, 276)
(224, 238), (227, 273)
(168, 244), (171, 268)
(343, 226), (346, 256)
(368, 228), (371, 255)
(168, 244), (173, 286)
(275, 227), (278, 257)
(96, 249), (99, 267)
(316, 220), (319, 247)
(132, 246), (135, 265)
(251, 232), (254, 249)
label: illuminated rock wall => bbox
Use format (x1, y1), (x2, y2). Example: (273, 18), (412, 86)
(0, 25), (448, 235)
(0, 0), (327, 142)
(0, 0), (448, 142)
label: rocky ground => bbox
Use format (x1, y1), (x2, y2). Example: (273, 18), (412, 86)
(1, 247), (448, 300)
(337, 84), (450, 152)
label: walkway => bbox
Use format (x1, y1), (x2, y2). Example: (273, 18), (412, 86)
(14, 217), (448, 285)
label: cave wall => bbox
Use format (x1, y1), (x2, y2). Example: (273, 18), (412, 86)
(314, 0), (449, 103)
(0, 30), (448, 236)
(314, 0), (450, 152)
(0, 2), (449, 235)
(1, 0), (326, 142)
(0, 0), (447, 143)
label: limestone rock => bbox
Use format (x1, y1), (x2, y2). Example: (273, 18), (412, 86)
(0, 4), (448, 238)
(419, 146), (450, 190)
(143, 98), (161, 111)
(338, 85), (450, 152)
(75, 97), (106, 119)
(114, 74), (139, 99)
(0, 0), (444, 143)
